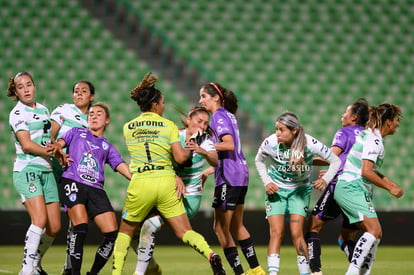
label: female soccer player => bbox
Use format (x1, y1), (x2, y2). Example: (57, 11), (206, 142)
(254, 112), (341, 275)
(7, 72), (62, 275)
(50, 80), (95, 275)
(54, 102), (131, 275)
(133, 106), (218, 275)
(334, 103), (404, 275)
(199, 82), (265, 275)
(112, 73), (225, 275)
(306, 98), (369, 274)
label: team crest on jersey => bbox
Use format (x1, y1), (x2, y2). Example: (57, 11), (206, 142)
(80, 152), (98, 171)
(28, 183), (37, 193)
(69, 193), (77, 202)
(102, 141), (109, 150)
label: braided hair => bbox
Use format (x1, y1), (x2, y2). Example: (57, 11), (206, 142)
(130, 72), (162, 112)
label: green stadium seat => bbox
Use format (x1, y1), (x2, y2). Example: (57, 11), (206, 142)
(2, 0), (414, 210)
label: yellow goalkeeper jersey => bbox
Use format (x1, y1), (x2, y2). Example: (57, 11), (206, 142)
(123, 112), (180, 178)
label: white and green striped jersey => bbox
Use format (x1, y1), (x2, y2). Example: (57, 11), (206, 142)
(339, 128), (384, 186)
(51, 103), (88, 139)
(255, 133), (337, 189)
(175, 129), (216, 196)
(9, 101), (53, 171)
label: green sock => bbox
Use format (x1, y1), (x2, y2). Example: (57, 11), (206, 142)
(182, 230), (213, 260)
(112, 232), (131, 275)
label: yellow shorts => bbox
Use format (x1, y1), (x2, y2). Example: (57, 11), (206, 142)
(122, 175), (186, 222)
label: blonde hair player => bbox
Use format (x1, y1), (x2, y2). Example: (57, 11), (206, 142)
(254, 112), (341, 275)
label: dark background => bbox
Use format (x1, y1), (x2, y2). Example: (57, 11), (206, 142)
(1, 210), (412, 246)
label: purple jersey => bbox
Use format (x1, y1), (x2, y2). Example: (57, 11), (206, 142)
(210, 108), (248, 187)
(331, 125), (364, 173)
(61, 127), (125, 189)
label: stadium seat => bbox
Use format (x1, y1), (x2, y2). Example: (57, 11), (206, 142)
(1, 0), (413, 211)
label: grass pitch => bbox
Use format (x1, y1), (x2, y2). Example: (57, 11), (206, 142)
(0, 245), (413, 274)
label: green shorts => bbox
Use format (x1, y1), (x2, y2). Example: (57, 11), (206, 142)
(122, 175), (186, 223)
(265, 184), (312, 217)
(183, 195), (202, 219)
(334, 179), (377, 224)
(13, 168), (59, 204)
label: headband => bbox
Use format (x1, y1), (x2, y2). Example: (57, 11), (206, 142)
(210, 82), (224, 103)
(187, 107), (208, 117)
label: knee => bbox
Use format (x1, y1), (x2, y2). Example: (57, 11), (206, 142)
(269, 228), (284, 242)
(46, 223), (61, 237)
(370, 229), (382, 239)
(48, 227), (61, 237)
(213, 223), (223, 236)
(308, 219), (324, 233)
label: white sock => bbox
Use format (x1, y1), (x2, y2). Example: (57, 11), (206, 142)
(360, 238), (380, 275)
(297, 255), (310, 275)
(134, 215), (163, 275)
(346, 232), (376, 275)
(268, 253), (280, 275)
(21, 224), (43, 274)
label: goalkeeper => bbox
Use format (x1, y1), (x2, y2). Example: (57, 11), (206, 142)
(132, 106), (217, 275)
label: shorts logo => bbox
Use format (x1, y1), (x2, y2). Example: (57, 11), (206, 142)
(368, 203), (375, 213)
(28, 183), (37, 193)
(221, 184), (227, 201)
(265, 202), (272, 213)
(69, 193), (77, 202)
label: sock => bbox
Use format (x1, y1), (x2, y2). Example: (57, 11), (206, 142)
(306, 232), (321, 272)
(70, 223), (88, 275)
(89, 230), (118, 274)
(37, 232), (55, 266)
(112, 232), (132, 275)
(360, 238), (380, 275)
(21, 224), (43, 274)
(341, 239), (356, 262)
(224, 246), (244, 275)
(182, 230), (214, 259)
(346, 232), (376, 275)
(238, 237), (259, 268)
(135, 215), (163, 275)
(297, 255), (310, 275)
(64, 221), (73, 270)
(267, 253), (280, 275)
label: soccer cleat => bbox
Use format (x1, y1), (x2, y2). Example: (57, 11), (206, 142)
(311, 272), (323, 275)
(144, 263), (162, 275)
(209, 253), (226, 275)
(18, 268), (43, 275)
(245, 265), (266, 275)
(34, 266), (48, 275)
(60, 268), (72, 275)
